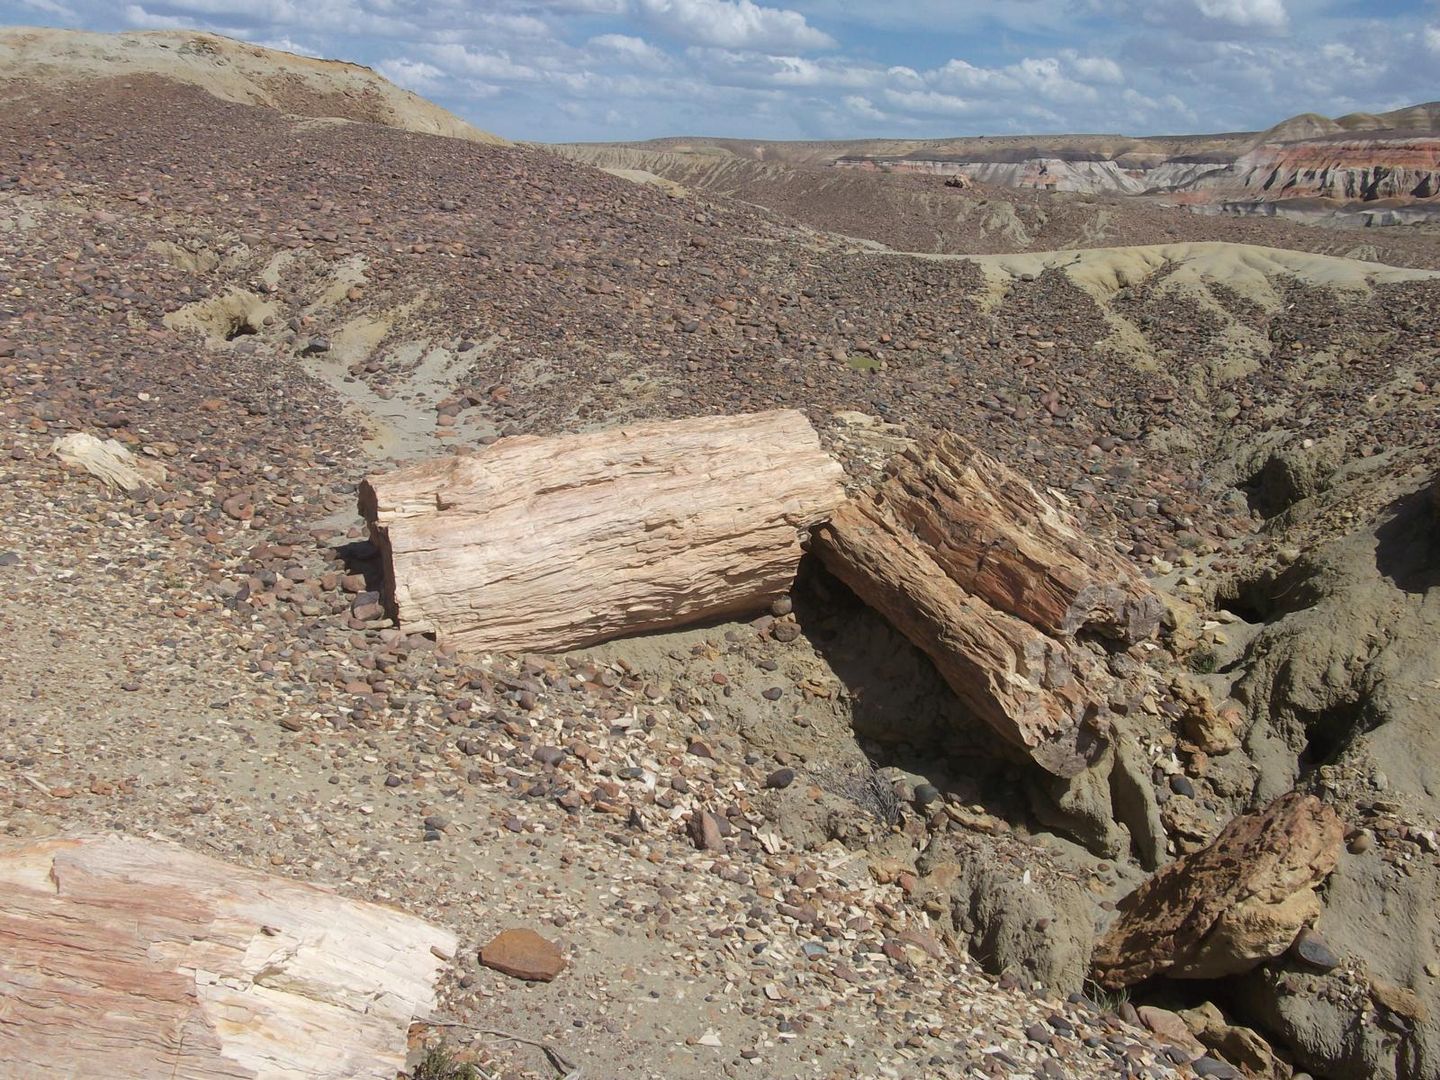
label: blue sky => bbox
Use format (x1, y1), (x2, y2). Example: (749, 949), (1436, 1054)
(3, 0), (1437, 141)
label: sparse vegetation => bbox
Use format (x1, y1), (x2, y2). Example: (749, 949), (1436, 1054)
(1082, 978), (1130, 1015)
(1188, 647), (1218, 674)
(411, 1043), (480, 1080)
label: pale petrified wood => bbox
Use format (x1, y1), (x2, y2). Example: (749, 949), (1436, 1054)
(0, 833), (456, 1080)
(813, 494), (1107, 778)
(360, 410), (846, 655)
(877, 434), (1162, 643)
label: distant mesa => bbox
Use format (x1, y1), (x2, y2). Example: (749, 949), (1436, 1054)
(579, 103), (1439, 220)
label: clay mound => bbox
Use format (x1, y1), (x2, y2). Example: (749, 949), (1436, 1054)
(1258, 101), (1440, 146)
(959, 242), (1439, 307)
(0, 27), (506, 145)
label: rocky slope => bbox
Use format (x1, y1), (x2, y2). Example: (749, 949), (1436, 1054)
(552, 141), (1440, 264)
(0, 27), (506, 145)
(2, 32), (1440, 1080)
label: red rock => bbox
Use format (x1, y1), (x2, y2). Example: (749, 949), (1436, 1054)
(479, 928), (565, 982)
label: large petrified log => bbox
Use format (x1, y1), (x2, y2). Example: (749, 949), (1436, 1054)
(875, 434), (1162, 643)
(0, 833), (456, 1079)
(813, 492), (1108, 777)
(811, 433), (1161, 777)
(360, 410), (845, 655)
(1090, 793), (1343, 988)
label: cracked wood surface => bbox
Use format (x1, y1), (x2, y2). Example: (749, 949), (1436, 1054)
(360, 410), (846, 655)
(0, 833), (455, 1079)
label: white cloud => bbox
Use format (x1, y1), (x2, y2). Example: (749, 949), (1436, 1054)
(427, 43), (540, 81)
(376, 56), (446, 92)
(1424, 25), (1440, 57)
(1195, 0), (1286, 30)
(843, 93), (887, 121)
(882, 88), (974, 116)
(688, 46), (878, 87)
(257, 36), (321, 56)
(1062, 50), (1124, 84)
(635, 0), (835, 51)
(17, 0), (77, 15)
(123, 3), (194, 29)
(587, 32), (670, 68)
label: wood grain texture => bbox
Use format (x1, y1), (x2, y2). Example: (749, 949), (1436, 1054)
(875, 434), (1162, 643)
(360, 410), (846, 655)
(813, 495), (1107, 777)
(0, 833), (455, 1080)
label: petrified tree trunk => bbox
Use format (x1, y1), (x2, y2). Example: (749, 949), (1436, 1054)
(876, 434), (1162, 643)
(360, 410), (846, 655)
(811, 432), (1160, 777)
(814, 495), (1107, 777)
(0, 833), (455, 1080)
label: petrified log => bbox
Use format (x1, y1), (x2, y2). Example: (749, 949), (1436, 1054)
(360, 410), (845, 655)
(813, 493), (1107, 777)
(1090, 793), (1343, 988)
(0, 833), (455, 1079)
(876, 434), (1162, 642)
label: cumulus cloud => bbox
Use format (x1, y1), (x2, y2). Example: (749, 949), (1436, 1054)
(257, 36), (322, 56)
(634, 0), (835, 51)
(1194, 0), (1286, 31)
(427, 43), (541, 82)
(376, 56), (446, 92)
(843, 94), (888, 121)
(16, 0), (78, 15)
(122, 3), (195, 29)
(1061, 50), (1124, 85)
(687, 46), (879, 87)
(587, 32), (670, 69)
(882, 88), (973, 117)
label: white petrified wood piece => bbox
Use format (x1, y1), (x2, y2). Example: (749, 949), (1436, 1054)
(359, 410), (846, 655)
(0, 833), (456, 1080)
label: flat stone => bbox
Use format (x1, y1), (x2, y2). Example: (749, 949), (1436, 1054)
(1290, 928), (1339, 971)
(479, 928), (566, 982)
(1192, 1057), (1242, 1078)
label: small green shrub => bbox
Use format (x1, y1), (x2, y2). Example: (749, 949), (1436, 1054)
(412, 1043), (479, 1080)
